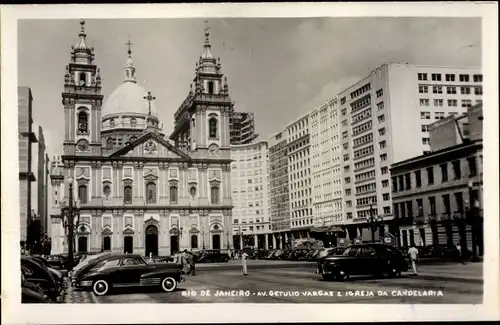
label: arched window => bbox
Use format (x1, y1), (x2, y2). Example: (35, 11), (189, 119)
(130, 136), (137, 142)
(209, 117), (218, 139)
(78, 185), (88, 204)
(146, 182), (157, 204)
(124, 185), (132, 204)
(106, 138), (113, 150)
(208, 81), (214, 94)
(131, 118), (137, 127)
(211, 186), (220, 204)
(103, 184), (111, 198)
(191, 235), (198, 249)
(109, 119), (115, 127)
(169, 186), (178, 204)
(78, 111), (88, 133)
(79, 73), (86, 86)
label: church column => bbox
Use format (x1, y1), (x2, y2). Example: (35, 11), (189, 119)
(69, 105), (75, 142)
(137, 164), (144, 198)
(91, 165), (97, 199)
(159, 165), (166, 199)
(195, 110), (203, 146)
(64, 106), (70, 141)
(200, 108), (207, 147)
(133, 167), (140, 197)
(96, 162), (102, 199)
(113, 164), (119, 197)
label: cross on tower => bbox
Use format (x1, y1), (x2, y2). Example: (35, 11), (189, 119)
(143, 91), (156, 116)
(126, 39), (133, 56)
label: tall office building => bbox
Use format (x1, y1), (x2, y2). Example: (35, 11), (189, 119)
(18, 87), (38, 248)
(268, 131), (290, 248)
(31, 125), (50, 236)
(338, 63), (482, 242)
(229, 111), (259, 145)
(286, 113), (313, 240)
(230, 140), (272, 249)
(309, 98), (344, 244)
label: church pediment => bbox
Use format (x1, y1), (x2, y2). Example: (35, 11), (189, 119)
(123, 226), (135, 235)
(109, 132), (191, 160)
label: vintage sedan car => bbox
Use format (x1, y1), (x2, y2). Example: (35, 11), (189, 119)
(196, 250), (230, 263)
(318, 243), (408, 281)
(71, 252), (116, 286)
(78, 254), (185, 296)
(21, 256), (63, 302)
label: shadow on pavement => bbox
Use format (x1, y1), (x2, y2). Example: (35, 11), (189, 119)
(108, 286), (186, 296)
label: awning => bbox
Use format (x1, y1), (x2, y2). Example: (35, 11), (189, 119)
(310, 226), (345, 233)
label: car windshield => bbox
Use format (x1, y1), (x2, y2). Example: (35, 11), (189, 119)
(74, 253), (110, 270)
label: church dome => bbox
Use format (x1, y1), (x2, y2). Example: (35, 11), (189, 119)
(102, 81), (157, 117)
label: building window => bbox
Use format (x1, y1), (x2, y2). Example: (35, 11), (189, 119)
(435, 112), (445, 120)
(459, 74), (470, 82)
(377, 102), (384, 111)
(418, 85), (428, 93)
(462, 100), (472, 108)
(378, 128), (386, 136)
(124, 185), (132, 204)
(381, 167), (388, 175)
(454, 192), (464, 213)
(376, 89), (383, 97)
(422, 138), (430, 145)
(379, 140), (386, 149)
(474, 87), (483, 95)
(452, 160), (461, 180)
(434, 99), (443, 106)
(340, 97), (346, 105)
(415, 170), (422, 187)
(415, 198), (423, 216)
(382, 180), (389, 188)
(420, 112), (431, 120)
(207, 81), (215, 94)
(442, 194), (451, 214)
(404, 173), (411, 190)
(190, 186), (197, 198)
(447, 86), (457, 94)
(392, 177), (398, 192)
(380, 153), (387, 161)
(78, 185), (88, 204)
(427, 167), (434, 185)
(170, 186), (178, 204)
(77, 111), (88, 134)
(432, 86), (442, 94)
(431, 73), (442, 81)
(345, 189), (351, 196)
(103, 184), (111, 198)
(421, 125), (429, 132)
(473, 74), (483, 82)
(439, 163), (448, 182)
(418, 73), (427, 81)
(146, 182), (157, 204)
(448, 99), (458, 107)
(211, 186), (220, 204)
(209, 117), (218, 139)
(130, 118), (137, 127)
(344, 177), (351, 184)
(383, 193), (390, 201)
(445, 74), (455, 82)
(106, 138), (113, 149)
(429, 196), (436, 215)
(467, 156), (477, 177)
(377, 115), (385, 123)
(460, 86), (471, 95)
(420, 98), (430, 106)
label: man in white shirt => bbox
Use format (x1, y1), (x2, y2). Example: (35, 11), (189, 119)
(241, 251), (249, 276)
(408, 244), (419, 275)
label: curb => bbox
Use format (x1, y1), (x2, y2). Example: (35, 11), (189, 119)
(196, 262), (317, 271)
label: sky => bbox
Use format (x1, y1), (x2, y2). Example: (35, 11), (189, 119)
(18, 17), (481, 158)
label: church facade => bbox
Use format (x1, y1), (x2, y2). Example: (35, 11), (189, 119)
(50, 20), (233, 256)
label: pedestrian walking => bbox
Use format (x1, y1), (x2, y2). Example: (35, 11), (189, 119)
(228, 249), (233, 261)
(241, 251), (249, 276)
(408, 244), (419, 276)
(149, 252), (154, 263)
(456, 244), (466, 264)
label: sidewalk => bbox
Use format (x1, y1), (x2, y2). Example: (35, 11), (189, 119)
(196, 259), (316, 271)
(62, 278), (96, 303)
(406, 261), (483, 282)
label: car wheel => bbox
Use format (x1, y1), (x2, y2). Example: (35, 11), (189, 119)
(336, 270), (349, 281)
(92, 279), (110, 296)
(161, 277), (177, 292)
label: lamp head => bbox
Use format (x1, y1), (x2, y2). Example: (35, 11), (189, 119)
(68, 176), (74, 184)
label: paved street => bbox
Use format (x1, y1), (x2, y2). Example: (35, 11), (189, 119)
(73, 262), (483, 304)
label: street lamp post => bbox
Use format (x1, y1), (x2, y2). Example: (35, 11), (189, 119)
(64, 176), (81, 270)
(467, 180), (479, 261)
(366, 204), (378, 243)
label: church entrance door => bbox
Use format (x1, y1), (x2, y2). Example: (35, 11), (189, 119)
(170, 235), (178, 255)
(212, 234), (221, 249)
(77, 236), (88, 253)
(124, 236), (133, 254)
(145, 225), (159, 257)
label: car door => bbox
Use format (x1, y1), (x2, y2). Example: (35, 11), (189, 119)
(118, 257), (147, 285)
(361, 246), (380, 275)
(344, 247), (360, 274)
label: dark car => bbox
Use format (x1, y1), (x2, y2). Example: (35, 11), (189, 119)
(21, 256), (63, 302)
(196, 250), (230, 263)
(71, 252), (116, 286)
(45, 255), (67, 270)
(78, 254), (185, 296)
(318, 244), (408, 281)
(32, 256), (67, 290)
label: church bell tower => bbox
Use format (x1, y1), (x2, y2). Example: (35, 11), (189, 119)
(62, 19), (104, 156)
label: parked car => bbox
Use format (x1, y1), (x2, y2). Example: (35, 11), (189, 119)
(318, 243), (408, 281)
(21, 271), (50, 303)
(77, 254), (185, 296)
(196, 250), (230, 263)
(21, 256), (63, 302)
(31, 256), (67, 289)
(71, 252), (116, 286)
(45, 255), (68, 270)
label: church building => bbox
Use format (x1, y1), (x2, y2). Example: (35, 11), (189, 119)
(50, 20), (234, 256)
